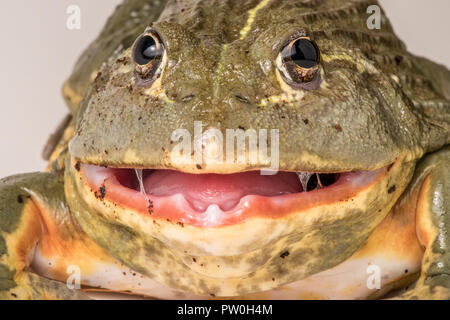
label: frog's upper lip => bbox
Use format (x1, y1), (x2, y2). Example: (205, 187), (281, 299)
(76, 161), (390, 227)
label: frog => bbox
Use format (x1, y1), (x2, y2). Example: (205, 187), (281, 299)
(0, 0), (449, 300)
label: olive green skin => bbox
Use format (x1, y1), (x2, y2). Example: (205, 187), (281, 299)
(68, 0), (449, 173)
(0, 0), (449, 299)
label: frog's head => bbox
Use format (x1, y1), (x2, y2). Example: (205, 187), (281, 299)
(64, 0), (448, 296)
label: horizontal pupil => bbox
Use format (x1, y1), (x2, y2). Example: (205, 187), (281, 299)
(290, 39), (318, 68)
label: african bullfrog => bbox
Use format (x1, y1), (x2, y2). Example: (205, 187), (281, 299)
(1, 0), (449, 300)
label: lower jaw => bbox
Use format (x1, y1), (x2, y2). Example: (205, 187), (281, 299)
(76, 160), (388, 228)
(65, 157), (414, 295)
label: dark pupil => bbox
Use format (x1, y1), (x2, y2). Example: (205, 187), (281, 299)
(135, 36), (158, 65)
(290, 39), (318, 68)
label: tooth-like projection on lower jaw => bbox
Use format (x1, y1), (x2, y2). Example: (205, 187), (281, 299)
(204, 204), (223, 226)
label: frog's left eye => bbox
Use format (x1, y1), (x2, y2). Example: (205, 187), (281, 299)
(132, 31), (165, 80)
(278, 37), (320, 85)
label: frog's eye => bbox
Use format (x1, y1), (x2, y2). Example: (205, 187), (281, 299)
(278, 37), (320, 85)
(132, 31), (165, 80)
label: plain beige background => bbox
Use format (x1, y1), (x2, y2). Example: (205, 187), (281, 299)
(0, 0), (449, 178)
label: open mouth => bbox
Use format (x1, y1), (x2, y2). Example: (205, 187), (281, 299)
(78, 162), (387, 227)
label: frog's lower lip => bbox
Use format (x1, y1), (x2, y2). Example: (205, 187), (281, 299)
(78, 163), (389, 227)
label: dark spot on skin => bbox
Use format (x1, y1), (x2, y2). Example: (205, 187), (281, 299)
(280, 251), (290, 259)
(210, 293), (215, 297)
(395, 55), (404, 65)
(303, 119), (309, 125)
(272, 278), (275, 281)
(122, 272), (126, 276)
(238, 126), (245, 130)
(196, 164), (202, 170)
(99, 185), (106, 200)
(405, 269), (408, 273)
(388, 185), (396, 194)
(334, 124), (342, 132)
(74, 161), (81, 172)
(17, 195), (23, 204)
(94, 72), (102, 82)
(147, 201), (154, 215)
(116, 57), (128, 65)
(177, 222), (184, 228)
(138, 116), (142, 121)
(11, 293), (17, 298)
(193, 258), (197, 263)
(387, 163), (394, 172)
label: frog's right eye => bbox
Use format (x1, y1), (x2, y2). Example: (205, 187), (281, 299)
(132, 31), (165, 80)
(277, 36), (321, 89)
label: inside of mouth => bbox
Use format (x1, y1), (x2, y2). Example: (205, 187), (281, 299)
(111, 168), (340, 212)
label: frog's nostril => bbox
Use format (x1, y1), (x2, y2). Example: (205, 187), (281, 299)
(181, 94), (196, 102)
(234, 95), (251, 104)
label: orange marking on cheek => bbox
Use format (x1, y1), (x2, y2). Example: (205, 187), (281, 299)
(354, 183), (424, 261)
(11, 201), (43, 270)
(33, 201), (117, 280)
(38, 236), (108, 278)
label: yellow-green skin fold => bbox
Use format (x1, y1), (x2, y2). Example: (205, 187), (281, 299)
(1, 0), (449, 299)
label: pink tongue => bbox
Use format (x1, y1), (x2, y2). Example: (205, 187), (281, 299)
(144, 170), (301, 212)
